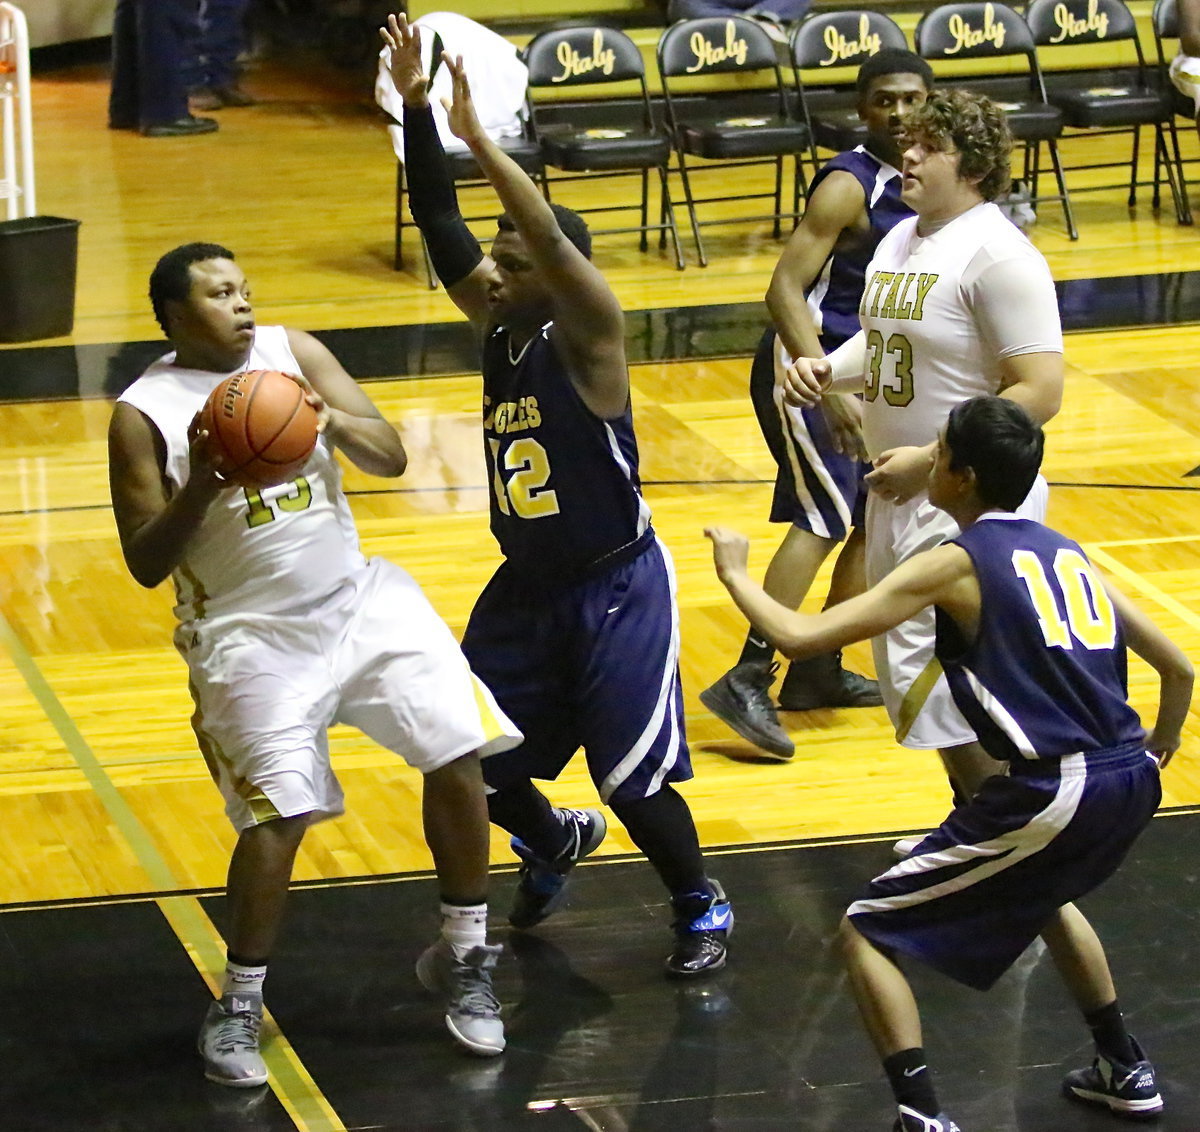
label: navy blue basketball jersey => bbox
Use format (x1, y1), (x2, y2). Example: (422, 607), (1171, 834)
(480, 324), (651, 580)
(935, 515), (1146, 761)
(807, 146), (911, 349)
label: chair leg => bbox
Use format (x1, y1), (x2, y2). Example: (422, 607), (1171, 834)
(771, 156), (783, 239)
(640, 168), (650, 252)
(674, 149), (707, 268)
(395, 163), (405, 272)
(1129, 125), (1141, 209)
(1164, 117), (1195, 225)
(1046, 139), (1078, 240)
(658, 165), (686, 271)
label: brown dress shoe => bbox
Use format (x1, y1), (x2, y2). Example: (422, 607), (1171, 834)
(141, 116), (219, 137)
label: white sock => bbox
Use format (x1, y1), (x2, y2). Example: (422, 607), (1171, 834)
(222, 960), (267, 1001)
(441, 902), (488, 960)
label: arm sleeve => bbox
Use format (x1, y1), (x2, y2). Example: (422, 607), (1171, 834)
(824, 331), (868, 393)
(403, 103), (484, 287)
(964, 246), (1063, 359)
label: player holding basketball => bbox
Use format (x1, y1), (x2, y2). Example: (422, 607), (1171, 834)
(782, 89), (1064, 805)
(108, 242), (522, 1086)
(701, 49), (934, 759)
(384, 14), (732, 976)
(708, 396), (1192, 1131)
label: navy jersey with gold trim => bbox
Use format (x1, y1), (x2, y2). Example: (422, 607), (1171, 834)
(480, 324), (651, 580)
(935, 514), (1145, 761)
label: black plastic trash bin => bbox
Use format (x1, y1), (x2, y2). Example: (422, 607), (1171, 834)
(0, 215), (82, 342)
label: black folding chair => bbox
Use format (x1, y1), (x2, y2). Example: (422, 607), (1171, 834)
(1150, 0), (1200, 218)
(1026, 0), (1191, 224)
(523, 25), (685, 270)
(915, 1), (1078, 239)
(789, 11), (909, 162)
(657, 16), (811, 266)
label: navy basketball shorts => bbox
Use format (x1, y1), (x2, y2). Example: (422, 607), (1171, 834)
(461, 535), (692, 806)
(749, 327), (869, 543)
(847, 742), (1161, 990)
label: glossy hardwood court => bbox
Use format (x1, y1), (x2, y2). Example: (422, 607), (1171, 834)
(1, 43), (1199, 1132)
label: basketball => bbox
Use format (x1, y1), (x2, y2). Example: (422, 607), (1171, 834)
(199, 370), (319, 489)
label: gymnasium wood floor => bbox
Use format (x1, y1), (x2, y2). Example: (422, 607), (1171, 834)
(1, 48), (1199, 1131)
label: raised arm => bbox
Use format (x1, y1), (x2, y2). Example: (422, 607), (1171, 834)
(108, 402), (227, 589)
(1104, 582), (1194, 767)
(705, 526), (976, 659)
(285, 329), (406, 478)
(442, 54), (629, 419)
(381, 14), (494, 330)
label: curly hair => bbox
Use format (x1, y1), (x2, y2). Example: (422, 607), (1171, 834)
(905, 89), (1013, 202)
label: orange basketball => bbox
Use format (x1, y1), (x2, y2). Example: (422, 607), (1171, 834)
(200, 370), (319, 489)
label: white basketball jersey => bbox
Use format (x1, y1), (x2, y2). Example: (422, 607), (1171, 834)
(857, 201), (1057, 456)
(119, 326), (365, 623)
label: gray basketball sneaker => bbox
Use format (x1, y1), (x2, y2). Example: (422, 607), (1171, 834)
(416, 939), (506, 1057)
(198, 992), (268, 1087)
(699, 661), (794, 760)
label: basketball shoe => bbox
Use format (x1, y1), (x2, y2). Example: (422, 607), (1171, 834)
(777, 650), (883, 711)
(665, 880), (732, 977)
(416, 939), (506, 1056)
(893, 1105), (962, 1131)
(198, 992), (268, 1087)
(509, 808), (607, 929)
(699, 661), (794, 760)
(1062, 1039), (1163, 1119)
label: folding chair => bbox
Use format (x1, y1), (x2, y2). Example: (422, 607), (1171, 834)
(523, 25), (684, 270)
(1150, 0), (1199, 216)
(1026, 0), (1191, 224)
(656, 16), (811, 266)
(915, 1), (1078, 239)
(790, 11), (909, 161)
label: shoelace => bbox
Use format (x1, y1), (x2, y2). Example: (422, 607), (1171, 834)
(449, 961), (501, 1019)
(212, 1008), (262, 1053)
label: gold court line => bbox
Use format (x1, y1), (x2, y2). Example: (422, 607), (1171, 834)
(0, 611), (346, 1132)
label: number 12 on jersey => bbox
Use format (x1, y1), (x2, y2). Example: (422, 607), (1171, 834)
(488, 437), (561, 519)
(1011, 548), (1117, 651)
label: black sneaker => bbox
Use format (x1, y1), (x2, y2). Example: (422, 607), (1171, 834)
(893, 1106), (962, 1132)
(699, 662), (794, 760)
(509, 808), (607, 929)
(665, 880), (732, 978)
(778, 650), (883, 710)
(1062, 1038), (1163, 1119)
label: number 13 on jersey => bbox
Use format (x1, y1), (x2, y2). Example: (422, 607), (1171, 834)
(488, 437), (561, 519)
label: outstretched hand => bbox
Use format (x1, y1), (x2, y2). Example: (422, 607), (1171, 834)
(441, 53), (488, 148)
(380, 12), (429, 106)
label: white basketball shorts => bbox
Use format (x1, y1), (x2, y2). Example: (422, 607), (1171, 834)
(176, 557), (522, 832)
(865, 475), (1048, 750)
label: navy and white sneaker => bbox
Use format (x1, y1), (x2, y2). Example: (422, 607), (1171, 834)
(665, 879), (732, 977)
(1063, 1039), (1163, 1119)
(509, 808), (607, 929)
(893, 1105), (962, 1132)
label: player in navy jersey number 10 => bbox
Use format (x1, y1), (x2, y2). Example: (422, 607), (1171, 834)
(384, 13), (733, 977)
(707, 396), (1192, 1131)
